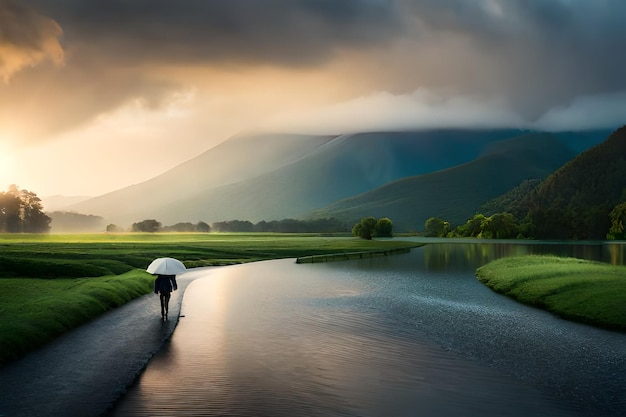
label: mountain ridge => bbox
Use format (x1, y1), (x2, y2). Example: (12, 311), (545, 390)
(63, 128), (611, 229)
(487, 125), (626, 239)
(308, 133), (578, 231)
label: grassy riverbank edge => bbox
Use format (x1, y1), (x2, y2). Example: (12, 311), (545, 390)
(0, 234), (419, 366)
(0, 271), (154, 366)
(476, 255), (626, 332)
(296, 247), (412, 263)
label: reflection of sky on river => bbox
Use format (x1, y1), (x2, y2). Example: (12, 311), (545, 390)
(108, 245), (626, 417)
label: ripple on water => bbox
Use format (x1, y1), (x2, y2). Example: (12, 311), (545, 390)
(110, 258), (620, 417)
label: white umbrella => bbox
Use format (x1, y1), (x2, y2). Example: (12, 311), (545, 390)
(146, 257), (187, 275)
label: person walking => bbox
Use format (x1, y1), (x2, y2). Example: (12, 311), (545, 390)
(154, 274), (178, 320)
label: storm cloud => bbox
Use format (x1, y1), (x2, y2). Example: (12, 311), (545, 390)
(4, 0), (626, 196)
(5, 0), (626, 143)
(31, 0), (403, 65)
(0, 0), (63, 81)
(399, 0), (626, 118)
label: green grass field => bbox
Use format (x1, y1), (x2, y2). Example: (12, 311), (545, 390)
(476, 255), (626, 332)
(0, 233), (419, 366)
(0, 271), (154, 365)
(0, 232), (419, 278)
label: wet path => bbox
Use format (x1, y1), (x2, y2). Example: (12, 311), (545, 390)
(0, 269), (207, 417)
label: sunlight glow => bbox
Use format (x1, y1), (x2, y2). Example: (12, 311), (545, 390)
(0, 137), (18, 190)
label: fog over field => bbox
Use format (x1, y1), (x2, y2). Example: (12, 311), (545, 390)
(1, 1), (625, 197)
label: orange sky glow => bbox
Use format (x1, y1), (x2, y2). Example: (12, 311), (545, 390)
(1, 1), (625, 198)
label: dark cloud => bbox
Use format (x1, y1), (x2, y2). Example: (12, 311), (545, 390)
(30, 0), (403, 66)
(0, 0), (63, 80)
(406, 0), (625, 39)
(2, 0), (404, 143)
(7, 0), (626, 141)
(401, 0), (626, 117)
(0, 61), (182, 140)
(30, 1), (626, 110)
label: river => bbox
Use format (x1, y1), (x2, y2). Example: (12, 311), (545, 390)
(108, 241), (626, 416)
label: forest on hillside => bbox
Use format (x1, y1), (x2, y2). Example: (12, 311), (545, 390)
(470, 126), (626, 240)
(310, 125), (626, 241)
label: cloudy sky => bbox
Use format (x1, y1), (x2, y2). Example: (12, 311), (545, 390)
(1, 0), (625, 197)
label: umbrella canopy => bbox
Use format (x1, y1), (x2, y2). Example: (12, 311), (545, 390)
(146, 257), (187, 275)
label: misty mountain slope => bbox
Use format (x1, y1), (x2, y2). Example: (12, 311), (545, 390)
(309, 133), (577, 232)
(65, 128), (608, 227)
(88, 129), (525, 225)
(501, 126), (626, 239)
(296, 129), (525, 186)
(42, 195), (92, 212)
(68, 133), (335, 221)
(549, 129), (614, 154)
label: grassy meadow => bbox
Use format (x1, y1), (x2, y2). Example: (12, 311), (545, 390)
(476, 255), (626, 332)
(0, 233), (419, 366)
(0, 271), (154, 366)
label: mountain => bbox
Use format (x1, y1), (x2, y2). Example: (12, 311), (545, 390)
(499, 126), (626, 240)
(308, 133), (578, 231)
(67, 132), (335, 225)
(41, 195), (93, 212)
(544, 129), (614, 154)
(67, 129), (530, 226)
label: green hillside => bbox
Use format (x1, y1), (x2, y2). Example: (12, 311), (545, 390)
(309, 133), (577, 232)
(66, 129), (523, 226)
(62, 128), (610, 229)
(67, 133), (335, 225)
(503, 126), (626, 239)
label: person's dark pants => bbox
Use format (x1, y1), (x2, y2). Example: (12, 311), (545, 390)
(159, 292), (171, 319)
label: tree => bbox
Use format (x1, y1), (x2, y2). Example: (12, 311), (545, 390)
(480, 213), (519, 239)
(375, 217), (393, 237)
(454, 214), (486, 237)
(162, 222), (196, 232)
(0, 189), (21, 232)
(212, 220), (254, 232)
(20, 189), (50, 233)
(196, 221), (210, 233)
(608, 202), (626, 240)
(0, 185), (50, 233)
(132, 219), (162, 232)
(352, 216), (378, 240)
(106, 224), (124, 232)
(424, 217), (449, 237)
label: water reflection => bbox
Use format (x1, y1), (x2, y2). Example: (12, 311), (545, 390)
(414, 240), (626, 272)
(607, 242), (626, 265)
(109, 243), (626, 417)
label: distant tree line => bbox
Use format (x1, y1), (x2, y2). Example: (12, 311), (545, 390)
(106, 220), (210, 233)
(48, 211), (104, 233)
(111, 217), (350, 234)
(210, 218), (349, 233)
(162, 221), (211, 233)
(0, 185), (50, 233)
(424, 199), (626, 240)
(424, 213), (520, 239)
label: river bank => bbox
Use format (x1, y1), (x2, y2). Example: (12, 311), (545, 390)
(476, 255), (626, 332)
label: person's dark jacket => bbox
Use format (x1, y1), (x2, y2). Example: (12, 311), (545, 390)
(154, 275), (178, 294)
